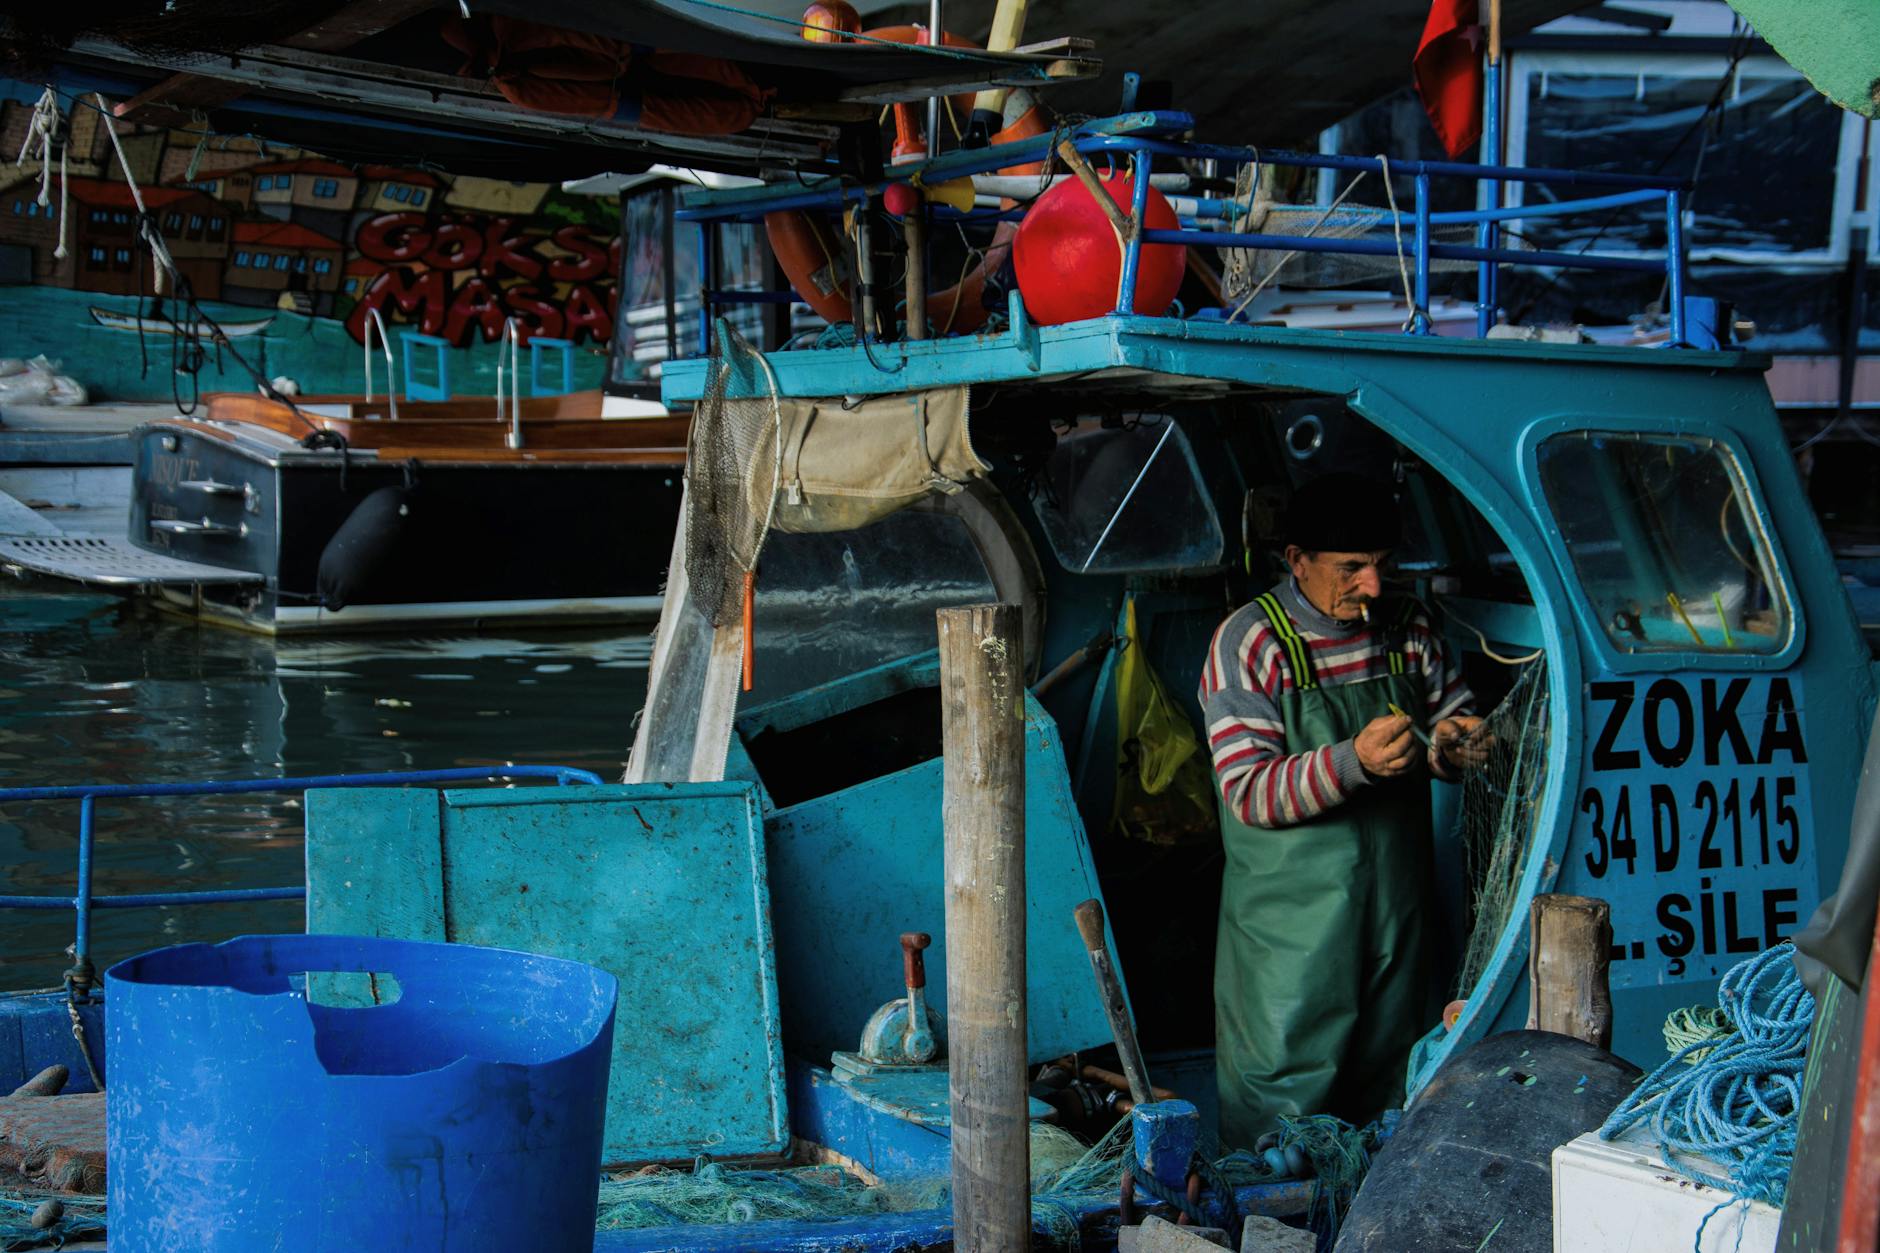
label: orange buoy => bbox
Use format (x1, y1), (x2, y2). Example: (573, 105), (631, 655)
(800, 0), (860, 42)
(1012, 173), (1186, 325)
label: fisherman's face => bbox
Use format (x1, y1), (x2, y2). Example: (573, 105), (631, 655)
(1287, 546), (1391, 623)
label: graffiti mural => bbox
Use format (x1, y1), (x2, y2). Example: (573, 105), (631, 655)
(0, 85), (620, 400)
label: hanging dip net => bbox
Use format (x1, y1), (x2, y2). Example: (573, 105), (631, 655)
(1453, 658), (1553, 999)
(685, 320), (784, 629)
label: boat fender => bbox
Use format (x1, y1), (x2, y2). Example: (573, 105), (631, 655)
(317, 486), (412, 612)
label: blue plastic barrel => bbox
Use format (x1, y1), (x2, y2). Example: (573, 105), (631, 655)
(106, 934), (617, 1252)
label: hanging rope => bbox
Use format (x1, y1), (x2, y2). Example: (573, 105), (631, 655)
(14, 87), (68, 262)
(1600, 942), (1813, 1247)
(1376, 154), (1418, 330)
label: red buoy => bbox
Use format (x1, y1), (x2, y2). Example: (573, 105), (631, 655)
(1013, 174), (1186, 325)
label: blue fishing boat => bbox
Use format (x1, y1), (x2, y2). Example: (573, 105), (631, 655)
(2, 2), (1875, 1249)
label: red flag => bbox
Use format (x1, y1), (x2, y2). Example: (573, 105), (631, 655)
(1413, 0), (1485, 158)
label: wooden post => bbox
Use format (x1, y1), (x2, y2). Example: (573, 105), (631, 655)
(904, 213), (929, 340)
(1526, 894), (1613, 1049)
(938, 603), (1029, 1252)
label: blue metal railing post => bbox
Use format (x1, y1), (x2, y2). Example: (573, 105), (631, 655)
(1412, 172), (1432, 334)
(72, 794), (95, 989)
(1114, 149), (1154, 315)
(1476, 54), (1505, 336)
(697, 223), (715, 356)
(1666, 188), (1688, 345)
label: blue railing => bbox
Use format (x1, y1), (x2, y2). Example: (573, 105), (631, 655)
(676, 109), (1693, 348)
(0, 766), (604, 993)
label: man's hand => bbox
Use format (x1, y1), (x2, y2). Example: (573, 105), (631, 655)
(1356, 712), (1418, 778)
(1432, 716), (1489, 772)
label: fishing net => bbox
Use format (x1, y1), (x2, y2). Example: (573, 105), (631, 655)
(685, 320), (784, 627)
(594, 1122), (1104, 1232)
(1454, 658), (1552, 999)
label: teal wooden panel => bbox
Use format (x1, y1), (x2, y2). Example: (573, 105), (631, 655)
(304, 782), (786, 1166)
(437, 783), (784, 1165)
(305, 788), (444, 1008)
(761, 693), (1115, 1065)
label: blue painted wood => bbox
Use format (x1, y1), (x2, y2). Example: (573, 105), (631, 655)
(786, 1060), (951, 1181)
(0, 992), (105, 1093)
(1131, 1100), (1200, 1188)
(756, 679), (1114, 1066)
(305, 782), (787, 1165)
(400, 332), (452, 402)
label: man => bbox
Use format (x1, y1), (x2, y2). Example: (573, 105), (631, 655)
(1199, 472), (1483, 1147)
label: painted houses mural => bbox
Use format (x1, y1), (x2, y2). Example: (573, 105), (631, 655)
(0, 87), (620, 401)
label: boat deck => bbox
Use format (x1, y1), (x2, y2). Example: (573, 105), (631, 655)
(0, 402), (171, 467)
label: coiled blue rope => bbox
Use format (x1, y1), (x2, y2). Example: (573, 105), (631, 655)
(1599, 942), (1814, 1248)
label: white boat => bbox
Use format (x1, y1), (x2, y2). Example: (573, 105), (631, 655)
(88, 308), (274, 339)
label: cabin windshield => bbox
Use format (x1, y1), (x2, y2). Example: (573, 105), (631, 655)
(1537, 432), (1790, 654)
(1029, 417), (1225, 574)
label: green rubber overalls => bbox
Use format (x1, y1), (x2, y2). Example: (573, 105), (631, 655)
(1214, 593), (1439, 1148)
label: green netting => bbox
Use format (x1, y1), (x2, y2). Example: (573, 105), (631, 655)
(1454, 660), (1552, 999)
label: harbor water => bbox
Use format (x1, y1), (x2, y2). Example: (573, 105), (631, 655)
(0, 585), (650, 987)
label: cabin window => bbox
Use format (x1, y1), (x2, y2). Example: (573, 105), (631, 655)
(273, 254), (290, 271)
(313, 178), (339, 198)
(410, 190), (427, 207)
(1030, 417), (1225, 574)
(1537, 432), (1789, 654)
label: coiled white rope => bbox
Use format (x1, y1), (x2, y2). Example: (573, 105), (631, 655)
(13, 87), (68, 261)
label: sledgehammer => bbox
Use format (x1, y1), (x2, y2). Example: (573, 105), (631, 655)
(1073, 897), (1153, 1106)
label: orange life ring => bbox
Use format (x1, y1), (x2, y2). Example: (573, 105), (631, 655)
(764, 97), (1048, 335)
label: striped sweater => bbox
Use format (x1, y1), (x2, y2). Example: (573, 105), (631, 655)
(1198, 580), (1474, 829)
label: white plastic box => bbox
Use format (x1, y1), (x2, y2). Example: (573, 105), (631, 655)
(1552, 1123), (1781, 1253)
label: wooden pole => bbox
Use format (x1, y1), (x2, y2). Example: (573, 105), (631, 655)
(938, 603), (1029, 1252)
(904, 213), (929, 340)
(1526, 894), (1613, 1049)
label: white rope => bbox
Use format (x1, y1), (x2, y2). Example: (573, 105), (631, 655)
(1443, 603), (1545, 666)
(14, 88), (67, 261)
(1227, 168), (1371, 323)
(92, 92), (177, 295)
(1377, 154), (1418, 331)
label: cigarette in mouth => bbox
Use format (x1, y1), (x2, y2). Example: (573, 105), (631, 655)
(1360, 603), (1371, 624)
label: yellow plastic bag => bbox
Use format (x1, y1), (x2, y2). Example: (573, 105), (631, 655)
(1113, 596), (1219, 846)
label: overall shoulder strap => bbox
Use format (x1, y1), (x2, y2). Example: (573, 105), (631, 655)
(1254, 591), (1318, 692)
(1386, 597), (1419, 676)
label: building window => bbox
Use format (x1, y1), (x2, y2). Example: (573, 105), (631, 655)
(314, 257), (333, 274)
(24, 202), (37, 218)
(294, 256), (308, 273)
(234, 251), (250, 267)
(87, 246), (106, 268)
(275, 175), (293, 192)
(256, 176), (272, 191)
(313, 178), (339, 198)
(10, 200), (21, 215)
(113, 248), (132, 272)
(206, 216), (226, 242)
(410, 189), (427, 207)
(391, 185), (411, 203)
(273, 254), (290, 271)
(90, 209), (107, 225)
(112, 212), (129, 225)
(188, 214), (202, 233)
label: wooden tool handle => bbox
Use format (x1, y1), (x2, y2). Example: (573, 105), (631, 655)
(1073, 898), (1107, 952)
(900, 931), (932, 990)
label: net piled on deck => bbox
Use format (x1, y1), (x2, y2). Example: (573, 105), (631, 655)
(684, 321), (783, 627)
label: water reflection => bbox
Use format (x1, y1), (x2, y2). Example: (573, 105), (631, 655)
(0, 587), (650, 985)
